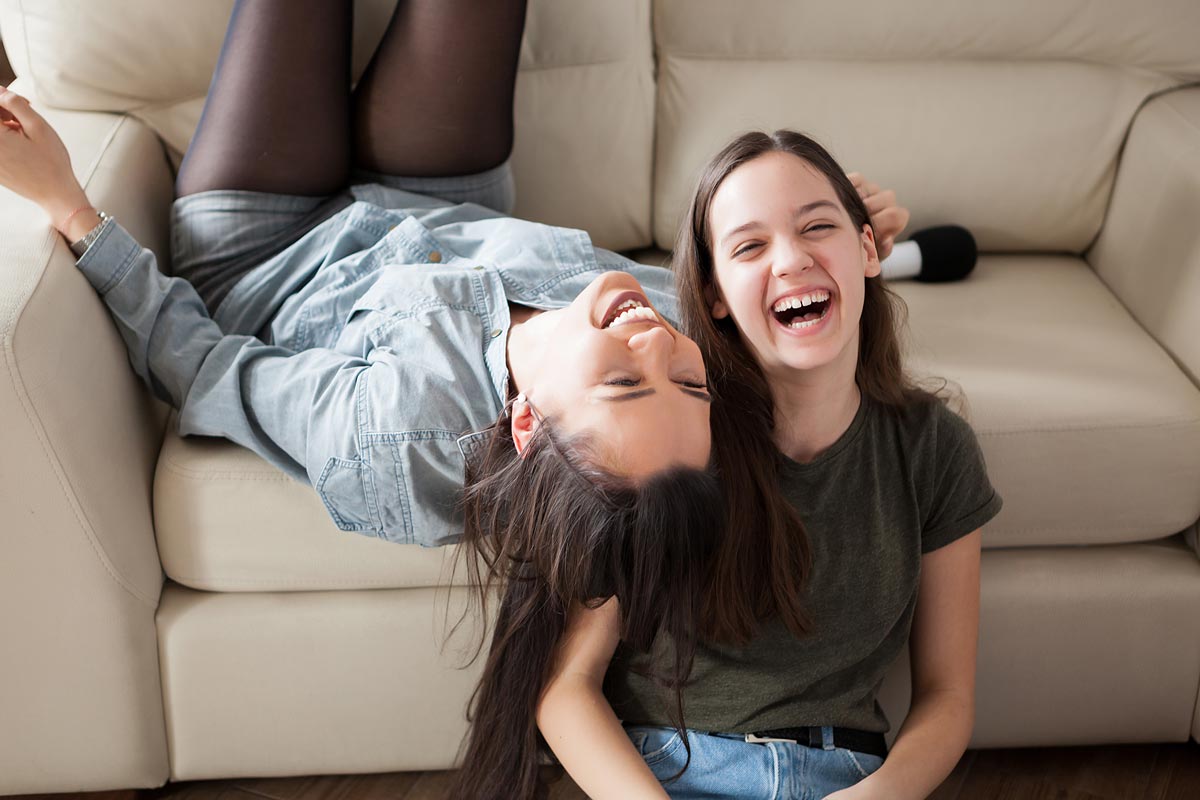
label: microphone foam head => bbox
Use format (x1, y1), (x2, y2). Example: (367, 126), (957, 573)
(910, 225), (977, 283)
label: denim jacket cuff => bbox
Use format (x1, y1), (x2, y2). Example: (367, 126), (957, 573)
(75, 219), (141, 295)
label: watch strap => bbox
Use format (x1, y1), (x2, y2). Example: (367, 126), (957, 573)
(70, 211), (113, 258)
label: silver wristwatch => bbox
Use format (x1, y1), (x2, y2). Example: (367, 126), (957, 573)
(69, 210), (113, 258)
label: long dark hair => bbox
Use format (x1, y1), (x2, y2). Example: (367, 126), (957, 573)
(674, 130), (938, 644)
(450, 406), (725, 800)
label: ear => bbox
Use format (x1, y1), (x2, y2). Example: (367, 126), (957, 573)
(861, 224), (882, 279)
(510, 396), (539, 456)
(704, 282), (730, 320)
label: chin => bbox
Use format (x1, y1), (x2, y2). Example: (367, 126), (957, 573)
(767, 335), (851, 376)
(779, 351), (839, 374)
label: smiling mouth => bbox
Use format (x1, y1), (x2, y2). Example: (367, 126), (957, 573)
(771, 290), (832, 329)
(602, 293), (658, 329)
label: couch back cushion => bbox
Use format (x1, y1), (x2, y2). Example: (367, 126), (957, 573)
(0, 0), (654, 251)
(652, 0), (1200, 251)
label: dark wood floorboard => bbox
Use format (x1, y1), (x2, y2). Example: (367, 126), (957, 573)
(12, 744), (1200, 799)
(927, 749), (975, 800)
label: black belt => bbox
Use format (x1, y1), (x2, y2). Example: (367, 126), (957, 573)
(745, 726), (888, 759)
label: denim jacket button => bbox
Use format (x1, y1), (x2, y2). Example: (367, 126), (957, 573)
(428, 250), (442, 263)
(490, 328), (502, 338)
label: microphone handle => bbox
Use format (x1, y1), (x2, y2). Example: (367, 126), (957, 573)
(881, 240), (922, 281)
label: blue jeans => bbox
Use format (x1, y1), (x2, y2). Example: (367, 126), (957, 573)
(626, 725), (885, 800)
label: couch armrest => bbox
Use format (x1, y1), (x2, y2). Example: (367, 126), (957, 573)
(0, 93), (173, 792)
(1088, 87), (1200, 386)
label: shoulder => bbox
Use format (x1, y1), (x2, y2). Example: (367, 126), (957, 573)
(865, 395), (994, 512)
(874, 394), (979, 457)
(890, 396), (1002, 548)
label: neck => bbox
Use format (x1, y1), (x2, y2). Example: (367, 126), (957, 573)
(768, 356), (861, 464)
(508, 302), (541, 326)
(505, 302), (544, 394)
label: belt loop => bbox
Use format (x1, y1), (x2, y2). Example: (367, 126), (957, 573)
(821, 726), (836, 750)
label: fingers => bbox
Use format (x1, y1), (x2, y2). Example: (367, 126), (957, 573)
(877, 237), (895, 262)
(0, 85), (29, 110)
(848, 172), (881, 201)
(1, 98), (24, 132)
(870, 206), (911, 247)
(0, 86), (39, 130)
(872, 206), (910, 233)
(862, 189), (896, 217)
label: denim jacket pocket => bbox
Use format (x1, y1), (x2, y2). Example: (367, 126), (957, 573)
(315, 456), (379, 534)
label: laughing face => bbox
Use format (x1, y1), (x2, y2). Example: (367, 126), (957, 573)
(707, 151), (881, 384)
(505, 271), (713, 479)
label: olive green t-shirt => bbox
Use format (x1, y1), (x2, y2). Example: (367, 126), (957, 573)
(604, 396), (1002, 734)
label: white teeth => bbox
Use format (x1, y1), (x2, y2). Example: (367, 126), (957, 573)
(772, 290), (831, 313)
(608, 304), (658, 329)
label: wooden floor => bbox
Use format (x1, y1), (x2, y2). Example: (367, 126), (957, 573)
(15, 742), (1200, 800)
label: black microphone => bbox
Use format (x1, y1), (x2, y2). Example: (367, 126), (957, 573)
(880, 225), (977, 282)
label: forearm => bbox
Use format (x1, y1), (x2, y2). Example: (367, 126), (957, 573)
(538, 677), (668, 800)
(856, 688), (972, 800)
(73, 218), (372, 487)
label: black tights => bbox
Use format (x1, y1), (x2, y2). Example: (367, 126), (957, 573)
(175, 0), (528, 198)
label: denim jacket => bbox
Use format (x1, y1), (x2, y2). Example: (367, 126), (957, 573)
(76, 185), (679, 546)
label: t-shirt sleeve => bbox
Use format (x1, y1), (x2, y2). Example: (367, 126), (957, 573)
(920, 404), (1003, 553)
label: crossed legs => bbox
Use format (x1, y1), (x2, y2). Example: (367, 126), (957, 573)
(175, 0), (528, 199)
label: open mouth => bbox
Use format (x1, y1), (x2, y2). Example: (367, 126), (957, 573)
(771, 289), (832, 329)
(602, 293), (659, 329)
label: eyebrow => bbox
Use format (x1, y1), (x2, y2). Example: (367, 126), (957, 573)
(718, 200), (841, 248)
(602, 387), (713, 404)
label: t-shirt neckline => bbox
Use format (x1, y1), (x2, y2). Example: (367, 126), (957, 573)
(779, 393), (872, 473)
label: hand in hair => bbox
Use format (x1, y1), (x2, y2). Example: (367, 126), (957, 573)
(847, 172), (910, 260)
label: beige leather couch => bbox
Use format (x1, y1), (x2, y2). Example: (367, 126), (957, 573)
(2, 0), (1199, 793)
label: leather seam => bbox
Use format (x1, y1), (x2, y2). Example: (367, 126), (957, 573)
(1161, 86), (1200, 137)
(4, 116), (158, 609)
(16, 0), (37, 99)
(160, 457), (293, 481)
(166, 577), (456, 590)
(974, 416), (1200, 437)
(987, 526), (1195, 537)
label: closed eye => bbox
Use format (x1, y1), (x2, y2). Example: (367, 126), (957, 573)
(673, 378), (711, 402)
(804, 223), (836, 234)
(732, 242), (763, 258)
(604, 377), (641, 387)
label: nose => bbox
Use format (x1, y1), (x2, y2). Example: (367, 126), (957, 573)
(771, 235), (814, 279)
(627, 325), (675, 373)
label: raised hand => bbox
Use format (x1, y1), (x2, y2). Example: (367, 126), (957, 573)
(0, 85), (92, 234)
(847, 172), (910, 261)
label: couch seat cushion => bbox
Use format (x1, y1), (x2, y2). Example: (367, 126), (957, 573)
(897, 255), (1200, 547)
(154, 429), (460, 591)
